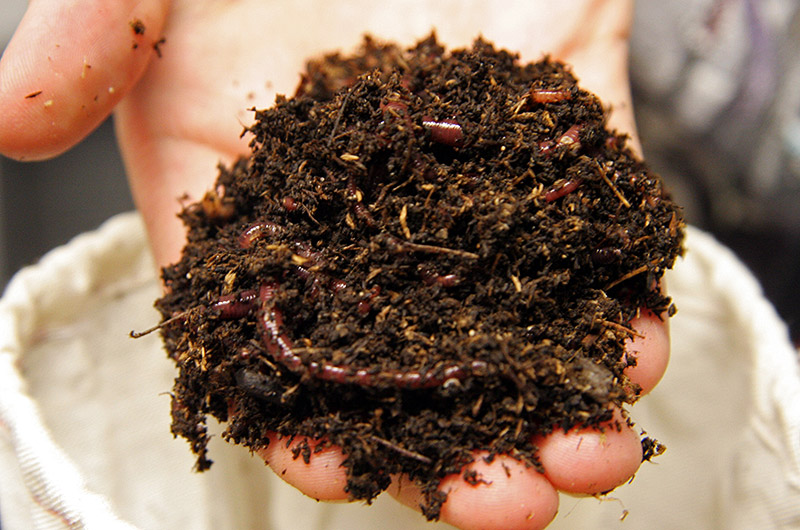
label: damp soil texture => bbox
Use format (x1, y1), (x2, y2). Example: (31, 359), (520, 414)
(155, 35), (684, 518)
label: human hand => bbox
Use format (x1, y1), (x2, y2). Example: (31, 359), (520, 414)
(0, 1), (668, 529)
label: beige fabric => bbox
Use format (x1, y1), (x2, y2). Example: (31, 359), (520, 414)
(1, 212), (798, 529)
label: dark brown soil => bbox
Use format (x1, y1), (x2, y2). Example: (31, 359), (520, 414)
(154, 35), (683, 518)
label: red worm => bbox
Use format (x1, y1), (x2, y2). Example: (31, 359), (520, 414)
(357, 285), (381, 315)
(537, 124), (583, 158)
(283, 197), (298, 212)
(556, 124), (583, 149)
(211, 290), (258, 319)
(432, 274), (460, 287)
(591, 247), (622, 265)
(419, 266), (460, 288)
(238, 221), (282, 249)
(255, 281), (489, 389)
(544, 179), (582, 202)
(528, 88), (571, 104)
(422, 117), (464, 147)
(237, 222), (332, 292)
(347, 179), (377, 227)
(537, 140), (555, 156)
(380, 99), (409, 116)
(352, 202), (377, 227)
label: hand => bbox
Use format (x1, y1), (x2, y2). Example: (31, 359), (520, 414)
(0, 1), (667, 529)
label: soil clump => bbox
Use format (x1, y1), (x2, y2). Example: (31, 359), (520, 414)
(155, 34), (684, 518)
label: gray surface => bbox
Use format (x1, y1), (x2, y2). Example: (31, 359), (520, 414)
(0, 119), (134, 286)
(630, 0), (800, 341)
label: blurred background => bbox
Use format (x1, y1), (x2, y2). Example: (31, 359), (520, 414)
(1, 0), (799, 343)
(629, 0), (800, 344)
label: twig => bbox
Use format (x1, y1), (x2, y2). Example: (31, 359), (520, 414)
(599, 320), (644, 338)
(399, 204), (412, 240)
(129, 311), (188, 338)
(328, 86), (355, 146)
(369, 435), (432, 464)
(399, 241), (479, 260)
(605, 264), (648, 290)
(600, 170), (631, 208)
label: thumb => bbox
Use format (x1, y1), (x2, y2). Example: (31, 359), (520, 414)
(0, 0), (168, 161)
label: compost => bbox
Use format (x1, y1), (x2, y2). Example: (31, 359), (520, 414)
(154, 35), (684, 518)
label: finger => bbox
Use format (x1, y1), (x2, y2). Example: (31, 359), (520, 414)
(533, 409), (643, 495)
(117, 136), (238, 268)
(389, 452), (559, 530)
(547, 0), (639, 145)
(0, 0), (168, 160)
(623, 308), (670, 395)
(257, 432), (350, 502)
(252, 308), (667, 511)
(530, 302), (669, 495)
(113, 2), (284, 268)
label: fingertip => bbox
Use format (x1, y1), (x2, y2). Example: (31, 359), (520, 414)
(535, 411), (643, 495)
(439, 455), (559, 530)
(258, 433), (350, 502)
(624, 309), (670, 395)
(390, 453), (559, 530)
(0, 0), (168, 160)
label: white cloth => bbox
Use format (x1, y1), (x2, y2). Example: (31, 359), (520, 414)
(1, 212), (798, 529)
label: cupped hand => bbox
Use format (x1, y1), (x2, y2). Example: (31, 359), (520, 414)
(259, 310), (667, 530)
(0, 1), (665, 529)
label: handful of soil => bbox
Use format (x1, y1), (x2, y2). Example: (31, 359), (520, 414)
(154, 35), (684, 518)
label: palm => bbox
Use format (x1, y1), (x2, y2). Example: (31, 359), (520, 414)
(1, 2), (666, 529)
(117, 0), (637, 267)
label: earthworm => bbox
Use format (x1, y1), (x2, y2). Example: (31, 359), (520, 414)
(357, 285), (381, 315)
(292, 241), (324, 263)
(418, 265), (460, 287)
(296, 263), (347, 300)
(591, 247), (622, 265)
(380, 99), (409, 116)
(283, 197), (298, 212)
(130, 270), (311, 338)
(528, 88), (571, 104)
(238, 221), (282, 249)
(330, 278), (348, 292)
(556, 124), (583, 149)
(255, 281), (489, 389)
(538, 124), (584, 157)
(422, 117), (464, 147)
(356, 300), (372, 315)
(346, 179), (377, 228)
(544, 179), (581, 202)
(428, 274), (459, 288)
(139, 277), (487, 389)
(211, 290), (259, 319)
(352, 202), (377, 227)
(292, 264), (312, 281)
